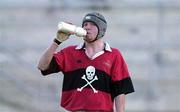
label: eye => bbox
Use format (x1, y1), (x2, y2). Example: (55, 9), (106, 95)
(88, 72), (90, 74)
(83, 22), (88, 27)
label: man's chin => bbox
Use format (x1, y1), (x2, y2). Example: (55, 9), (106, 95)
(83, 38), (94, 43)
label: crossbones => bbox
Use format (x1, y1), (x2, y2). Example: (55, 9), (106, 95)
(77, 75), (98, 93)
(77, 66), (98, 93)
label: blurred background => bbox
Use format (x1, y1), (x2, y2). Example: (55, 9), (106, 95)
(0, 0), (180, 112)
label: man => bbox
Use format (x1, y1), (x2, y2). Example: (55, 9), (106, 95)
(38, 12), (134, 112)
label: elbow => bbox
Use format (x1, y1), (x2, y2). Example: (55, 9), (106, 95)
(37, 64), (43, 71)
(38, 68), (49, 76)
(37, 65), (49, 76)
(37, 64), (44, 71)
(41, 71), (49, 76)
(37, 62), (48, 71)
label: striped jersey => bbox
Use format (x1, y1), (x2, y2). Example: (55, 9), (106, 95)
(41, 42), (134, 111)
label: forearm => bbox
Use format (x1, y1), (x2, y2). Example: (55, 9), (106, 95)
(115, 94), (125, 112)
(37, 42), (59, 70)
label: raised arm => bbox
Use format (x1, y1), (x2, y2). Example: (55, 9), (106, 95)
(37, 42), (59, 71)
(37, 31), (70, 71)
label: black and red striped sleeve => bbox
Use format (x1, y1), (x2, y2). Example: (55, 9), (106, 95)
(111, 50), (134, 99)
(40, 49), (66, 75)
(40, 56), (61, 75)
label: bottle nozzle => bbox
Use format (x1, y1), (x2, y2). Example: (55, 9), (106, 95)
(75, 27), (87, 37)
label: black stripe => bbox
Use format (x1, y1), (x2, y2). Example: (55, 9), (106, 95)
(62, 69), (111, 93)
(62, 69), (134, 100)
(111, 77), (135, 99)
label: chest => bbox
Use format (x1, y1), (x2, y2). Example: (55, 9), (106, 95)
(85, 49), (105, 60)
(64, 51), (114, 75)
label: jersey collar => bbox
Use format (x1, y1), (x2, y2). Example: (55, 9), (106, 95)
(75, 42), (112, 52)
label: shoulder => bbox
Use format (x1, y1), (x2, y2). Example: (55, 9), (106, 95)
(61, 45), (77, 52)
(110, 47), (126, 62)
(55, 45), (77, 55)
(111, 47), (123, 56)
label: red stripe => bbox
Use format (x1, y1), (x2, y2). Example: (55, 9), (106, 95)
(61, 89), (113, 111)
(55, 46), (130, 81)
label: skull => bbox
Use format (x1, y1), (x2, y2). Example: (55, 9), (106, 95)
(86, 66), (95, 80)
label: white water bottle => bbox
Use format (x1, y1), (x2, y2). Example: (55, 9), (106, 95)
(58, 22), (87, 37)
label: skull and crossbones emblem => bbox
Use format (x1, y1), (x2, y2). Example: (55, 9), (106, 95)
(77, 66), (98, 93)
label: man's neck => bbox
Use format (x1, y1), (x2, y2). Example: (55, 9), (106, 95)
(85, 39), (104, 53)
(84, 39), (104, 59)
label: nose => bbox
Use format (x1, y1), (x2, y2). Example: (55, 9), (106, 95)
(83, 25), (89, 30)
